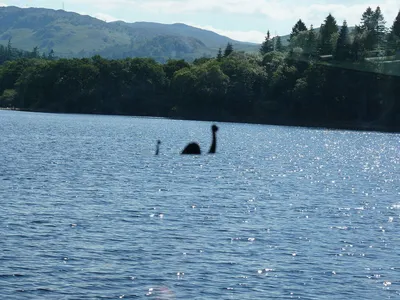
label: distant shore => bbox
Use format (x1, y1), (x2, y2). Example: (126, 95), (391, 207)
(2, 106), (399, 134)
(0, 107), (20, 110)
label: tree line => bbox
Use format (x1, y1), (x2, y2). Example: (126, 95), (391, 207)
(0, 7), (399, 132)
(260, 6), (399, 61)
(0, 39), (56, 64)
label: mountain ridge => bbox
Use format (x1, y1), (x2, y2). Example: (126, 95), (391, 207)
(0, 6), (260, 61)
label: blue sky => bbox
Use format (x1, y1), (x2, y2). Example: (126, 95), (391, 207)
(0, 0), (398, 43)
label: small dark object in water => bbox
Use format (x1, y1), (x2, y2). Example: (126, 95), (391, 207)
(155, 140), (161, 155)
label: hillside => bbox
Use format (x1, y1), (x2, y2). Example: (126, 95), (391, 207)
(0, 6), (259, 61)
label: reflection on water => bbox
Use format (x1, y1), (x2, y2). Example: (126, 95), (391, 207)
(0, 110), (399, 299)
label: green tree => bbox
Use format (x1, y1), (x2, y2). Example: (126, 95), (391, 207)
(7, 39), (12, 57)
(373, 6), (387, 50)
(350, 26), (366, 61)
(0, 59), (32, 97)
(359, 6), (387, 52)
(0, 89), (17, 107)
(220, 52), (267, 107)
(172, 67), (197, 99)
(30, 46), (40, 59)
(261, 51), (285, 75)
(275, 36), (283, 52)
(290, 25), (318, 58)
(217, 48), (223, 61)
(193, 57), (212, 65)
(224, 43), (234, 57)
(260, 31), (274, 55)
(48, 49), (55, 60)
(335, 20), (351, 60)
(194, 62), (229, 99)
(163, 59), (190, 80)
(304, 25), (318, 58)
(387, 10), (400, 55)
(318, 13), (339, 55)
(391, 10), (400, 37)
(172, 61), (229, 115)
(290, 19), (308, 42)
(361, 6), (374, 31)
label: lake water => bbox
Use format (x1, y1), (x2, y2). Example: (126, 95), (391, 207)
(1, 110), (399, 299)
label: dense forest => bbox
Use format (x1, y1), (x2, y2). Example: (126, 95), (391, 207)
(0, 40), (56, 64)
(1, 7), (399, 132)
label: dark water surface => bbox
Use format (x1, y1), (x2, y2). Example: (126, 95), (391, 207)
(1, 110), (399, 299)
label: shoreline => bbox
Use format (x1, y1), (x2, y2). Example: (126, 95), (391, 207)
(1, 106), (399, 134)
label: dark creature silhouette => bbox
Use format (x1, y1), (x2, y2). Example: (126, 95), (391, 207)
(181, 124), (219, 155)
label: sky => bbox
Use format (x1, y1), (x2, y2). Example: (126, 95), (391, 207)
(0, 0), (399, 43)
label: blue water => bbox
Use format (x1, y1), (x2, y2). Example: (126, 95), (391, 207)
(1, 110), (399, 299)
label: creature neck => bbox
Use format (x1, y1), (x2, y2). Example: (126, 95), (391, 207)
(208, 131), (217, 154)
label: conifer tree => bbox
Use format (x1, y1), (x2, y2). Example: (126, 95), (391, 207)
(260, 31), (274, 55)
(48, 49), (55, 60)
(387, 10), (400, 54)
(360, 6), (374, 31)
(391, 10), (400, 37)
(350, 26), (366, 61)
(275, 36), (283, 52)
(6, 38), (12, 57)
(318, 13), (339, 55)
(304, 25), (317, 57)
(224, 43), (233, 57)
(217, 48), (222, 61)
(356, 7), (376, 56)
(290, 19), (307, 41)
(31, 46), (39, 58)
(359, 6), (387, 52)
(335, 20), (351, 60)
(373, 6), (387, 49)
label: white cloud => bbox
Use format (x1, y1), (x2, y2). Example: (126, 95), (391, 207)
(0, 3), (7, 6)
(92, 12), (126, 22)
(67, 0), (133, 10)
(4, 0), (400, 25)
(75, 10), (126, 22)
(188, 23), (266, 43)
(137, 0), (399, 26)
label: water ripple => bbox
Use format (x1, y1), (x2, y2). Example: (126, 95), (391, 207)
(1, 111), (399, 299)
